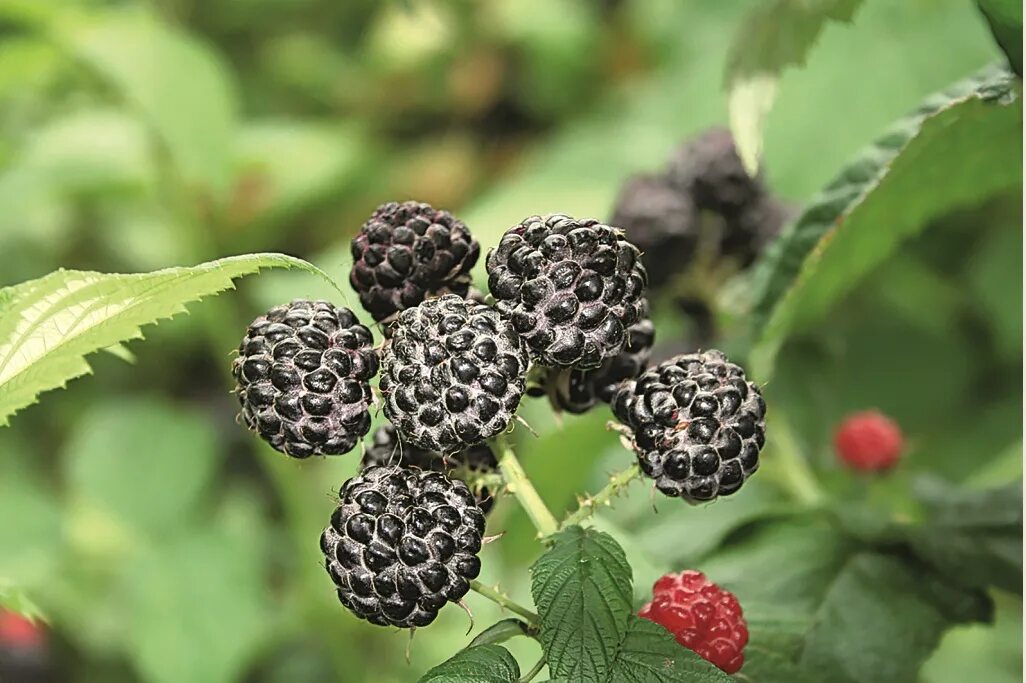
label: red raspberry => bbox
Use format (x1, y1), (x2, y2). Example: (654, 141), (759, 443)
(638, 570), (748, 674)
(834, 410), (903, 472)
(0, 610), (44, 649)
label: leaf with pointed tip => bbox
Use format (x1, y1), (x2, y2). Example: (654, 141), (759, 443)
(0, 253), (341, 426)
(530, 526), (633, 682)
(469, 619), (535, 647)
(725, 0), (865, 172)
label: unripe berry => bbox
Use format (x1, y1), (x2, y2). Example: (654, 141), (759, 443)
(834, 410), (903, 472)
(639, 570), (748, 674)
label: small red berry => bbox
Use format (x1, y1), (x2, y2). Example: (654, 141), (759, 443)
(0, 610), (44, 649)
(834, 410), (903, 472)
(638, 570), (748, 674)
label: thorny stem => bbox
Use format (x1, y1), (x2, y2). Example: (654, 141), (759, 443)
(453, 467), (506, 494)
(490, 433), (559, 537)
(469, 580), (540, 628)
(559, 463), (642, 530)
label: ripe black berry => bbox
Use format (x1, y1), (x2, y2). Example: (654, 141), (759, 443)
(362, 425), (499, 513)
(320, 465), (485, 628)
(610, 175), (699, 290)
(666, 128), (761, 216)
(349, 201), (480, 322)
(379, 295), (530, 453)
(612, 350), (765, 502)
(546, 299), (655, 414)
(233, 300), (378, 458)
(486, 214), (648, 370)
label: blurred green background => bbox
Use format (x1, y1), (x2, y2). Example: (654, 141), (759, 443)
(0, 1), (1020, 681)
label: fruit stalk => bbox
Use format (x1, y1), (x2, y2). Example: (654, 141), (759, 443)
(490, 433), (559, 537)
(468, 580), (540, 627)
(559, 463), (641, 530)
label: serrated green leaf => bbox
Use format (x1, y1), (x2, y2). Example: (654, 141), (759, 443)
(58, 11), (237, 195)
(749, 64), (1021, 377)
(419, 644), (521, 683)
(799, 554), (990, 683)
(530, 526), (633, 682)
(468, 619), (534, 648)
(725, 0), (865, 172)
(977, 0), (1022, 75)
(0, 582), (46, 623)
(0, 253), (341, 427)
(699, 516), (995, 681)
(607, 616), (734, 682)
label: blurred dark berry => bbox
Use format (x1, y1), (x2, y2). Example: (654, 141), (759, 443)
(610, 174), (700, 289)
(666, 127), (761, 216)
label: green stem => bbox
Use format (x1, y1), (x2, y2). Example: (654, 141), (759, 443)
(469, 580), (540, 627)
(490, 433), (559, 537)
(559, 463), (642, 530)
(768, 415), (825, 506)
(519, 657), (546, 683)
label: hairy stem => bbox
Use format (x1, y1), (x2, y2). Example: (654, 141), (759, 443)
(559, 463), (642, 530)
(469, 580), (540, 627)
(490, 433), (559, 537)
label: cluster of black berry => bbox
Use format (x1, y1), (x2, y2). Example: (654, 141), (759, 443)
(612, 128), (790, 290)
(230, 197), (768, 630)
(610, 129), (792, 349)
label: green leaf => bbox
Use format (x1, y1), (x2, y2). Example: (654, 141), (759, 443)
(799, 554), (990, 683)
(606, 616), (734, 682)
(699, 516), (993, 681)
(906, 480), (1022, 594)
(64, 398), (219, 537)
(725, 0), (865, 172)
(0, 253), (340, 427)
(123, 522), (271, 683)
(57, 11), (237, 195)
(0, 582), (46, 623)
(468, 619), (535, 648)
(740, 647), (819, 683)
(977, 0), (1023, 76)
(966, 217), (1023, 362)
(530, 526), (633, 682)
(749, 64), (1021, 377)
(419, 645), (521, 683)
